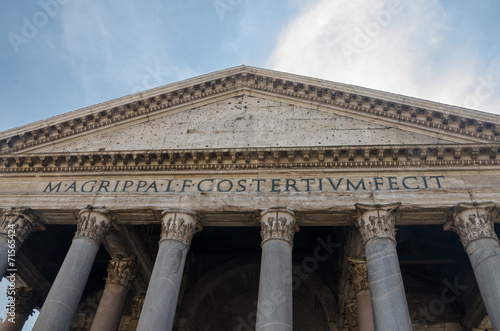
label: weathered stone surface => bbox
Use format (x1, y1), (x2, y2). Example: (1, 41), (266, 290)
(30, 96), (456, 153)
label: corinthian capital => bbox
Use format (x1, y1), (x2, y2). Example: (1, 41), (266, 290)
(9, 286), (36, 316)
(444, 202), (498, 247)
(260, 207), (299, 245)
(75, 206), (113, 243)
(131, 292), (146, 319)
(106, 256), (138, 289)
(347, 257), (369, 294)
(0, 207), (45, 243)
(160, 209), (201, 246)
(354, 203), (401, 245)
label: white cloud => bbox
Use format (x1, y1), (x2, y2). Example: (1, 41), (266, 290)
(268, 0), (500, 115)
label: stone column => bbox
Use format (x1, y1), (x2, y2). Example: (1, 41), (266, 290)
(256, 207), (298, 331)
(342, 299), (359, 331)
(444, 202), (500, 329)
(354, 203), (412, 331)
(347, 257), (374, 331)
(0, 286), (36, 331)
(0, 208), (45, 277)
(127, 293), (145, 331)
(136, 209), (201, 331)
(91, 256), (138, 331)
(33, 206), (113, 331)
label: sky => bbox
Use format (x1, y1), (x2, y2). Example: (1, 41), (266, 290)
(0, 0), (499, 328)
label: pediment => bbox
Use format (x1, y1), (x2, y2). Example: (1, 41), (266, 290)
(1, 65), (499, 160)
(19, 94), (460, 154)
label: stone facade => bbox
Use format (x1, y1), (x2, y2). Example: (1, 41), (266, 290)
(0, 66), (499, 330)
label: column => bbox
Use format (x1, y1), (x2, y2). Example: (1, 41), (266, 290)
(347, 257), (374, 331)
(0, 207), (45, 277)
(33, 206), (113, 331)
(342, 299), (359, 331)
(444, 202), (500, 329)
(0, 286), (36, 331)
(136, 209), (201, 331)
(256, 207), (298, 331)
(354, 203), (412, 331)
(128, 293), (145, 331)
(91, 256), (138, 331)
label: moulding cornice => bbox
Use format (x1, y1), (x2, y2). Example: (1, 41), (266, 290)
(0, 144), (499, 173)
(1, 66), (499, 155)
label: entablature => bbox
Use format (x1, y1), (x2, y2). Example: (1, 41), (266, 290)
(1, 143), (499, 173)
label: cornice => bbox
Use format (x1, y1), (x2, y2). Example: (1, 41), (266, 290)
(1, 67), (499, 155)
(0, 144), (499, 173)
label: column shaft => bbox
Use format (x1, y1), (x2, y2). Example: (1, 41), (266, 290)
(136, 209), (200, 331)
(90, 283), (129, 331)
(356, 291), (374, 331)
(91, 256), (137, 331)
(137, 240), (188, 330)
(257, 240), (293, 331)
(33, 238), (100, 330)
(256, 207), (297, 331)
(365, 238), (411, 330)
(444, 202), (500, 330)
(354, 203), (412, 331)
(33, 207), (111, 331)
(465, 238), (500, 328)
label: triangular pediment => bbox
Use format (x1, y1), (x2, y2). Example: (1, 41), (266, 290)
(1, 65), (499, 163)
(17, 94), (461, 153)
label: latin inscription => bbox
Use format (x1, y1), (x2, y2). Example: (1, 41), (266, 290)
(43, 176), (445, 194)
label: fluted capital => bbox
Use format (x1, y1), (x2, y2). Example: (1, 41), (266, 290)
(260, 207), (299, 245)
(0, 207), (45, 243)
(75, 206), (113, 243)
(8, 286), (36, 316)
(354, 203), (401, 245)
(342, 299), (358, 328)
(444, 202), (498, 247)
(131, 292), (146, 319)
(106, 256), (138, 289)
(347, 257), (369, 294)
(160, 209), (201, 246)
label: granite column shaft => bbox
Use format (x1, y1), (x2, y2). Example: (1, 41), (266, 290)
(256, 208), (298, 331)
(136, 209), (201, 331)
(354, 203), (412, 331)
(33, 207), (112, 331)
(445, 202), (500, 329)
(91, 256), (137, 331)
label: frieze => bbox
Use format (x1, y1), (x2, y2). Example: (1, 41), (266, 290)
(0, 144), (499, 173)
(40, 176), (445, 195)
(1, 67), (499, 154)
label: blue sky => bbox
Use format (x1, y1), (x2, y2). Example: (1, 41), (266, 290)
(0, 0), (499, 328)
